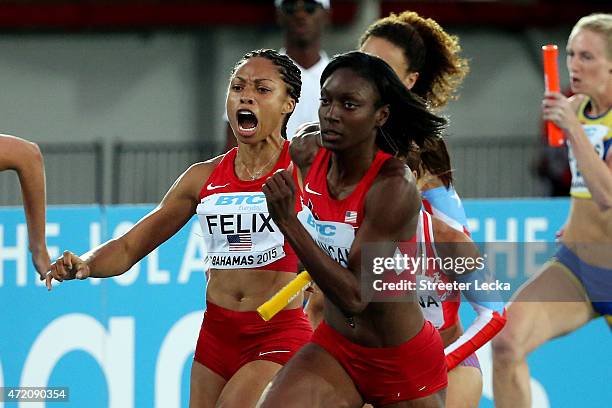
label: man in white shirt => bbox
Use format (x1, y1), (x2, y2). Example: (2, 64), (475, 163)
(224, 0), (330, 149)
(276, 0), (330, 139)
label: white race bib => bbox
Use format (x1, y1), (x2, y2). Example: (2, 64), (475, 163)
(297, 206), (355, 267)
(197, 192), (285, 269)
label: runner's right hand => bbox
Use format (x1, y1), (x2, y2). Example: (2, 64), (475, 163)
(46, 250), (91, 290)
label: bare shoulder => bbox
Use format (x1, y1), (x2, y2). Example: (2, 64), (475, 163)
(377, 156), (411, 178)
(568, 94), (586, 113)
(289, 130), (320, 169)
(187, 154), (224, 174)
(374, 157), (417, 189)
(171, 153), (225, 199)
(367, 158), (420, 218)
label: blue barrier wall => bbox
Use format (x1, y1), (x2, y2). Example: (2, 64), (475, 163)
(0, 199), (610, 407)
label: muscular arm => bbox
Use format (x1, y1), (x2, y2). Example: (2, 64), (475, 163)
(544, 93), (612, 210)
(0, 134), (49, 278)
(264, 160), (421, 315)
(88, 162), (212, 277)
(47, 159), (217, 284)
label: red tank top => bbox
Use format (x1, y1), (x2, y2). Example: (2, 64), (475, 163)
(196, 141), (298, 272)
(302, 148), (393, 227)
(297, 148), (392, 267)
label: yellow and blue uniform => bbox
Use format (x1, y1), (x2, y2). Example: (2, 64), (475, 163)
(555, 98), (612, 318)
(569, 97), (612, 198)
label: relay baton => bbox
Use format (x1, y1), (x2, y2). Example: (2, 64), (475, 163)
(257, 271), (313, 321)
(542, 45), (564, 147)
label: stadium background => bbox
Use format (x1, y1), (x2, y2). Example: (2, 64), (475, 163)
(1, 1), (611, 406)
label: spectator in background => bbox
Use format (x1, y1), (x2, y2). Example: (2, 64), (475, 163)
(0, 134), (50, 280)
(224, 0), (329, 150)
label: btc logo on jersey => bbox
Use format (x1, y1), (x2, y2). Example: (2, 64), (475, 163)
(214, 194), (266, 206)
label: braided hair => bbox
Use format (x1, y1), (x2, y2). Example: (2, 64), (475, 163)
(320, 51), (446, 157)
(359, 11), (469, 110)
(231, 49), (302, 138)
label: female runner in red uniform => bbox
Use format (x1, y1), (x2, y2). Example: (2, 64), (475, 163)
(260, 51), (448, 407)
(303, 12), (490, 407)
(45, 49), (312, 408)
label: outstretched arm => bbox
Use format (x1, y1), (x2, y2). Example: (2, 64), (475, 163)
(263, 161), (420, 315)
(0, 134), (49, 279)
(543, 93), (612, 210)
(46, 160), (216, 288)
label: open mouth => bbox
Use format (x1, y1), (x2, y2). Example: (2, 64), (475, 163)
(237, 109), (258, 133)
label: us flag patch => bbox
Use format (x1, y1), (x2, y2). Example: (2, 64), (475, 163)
(227, 233), (252, 251)
(344, 211), (357, 223)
